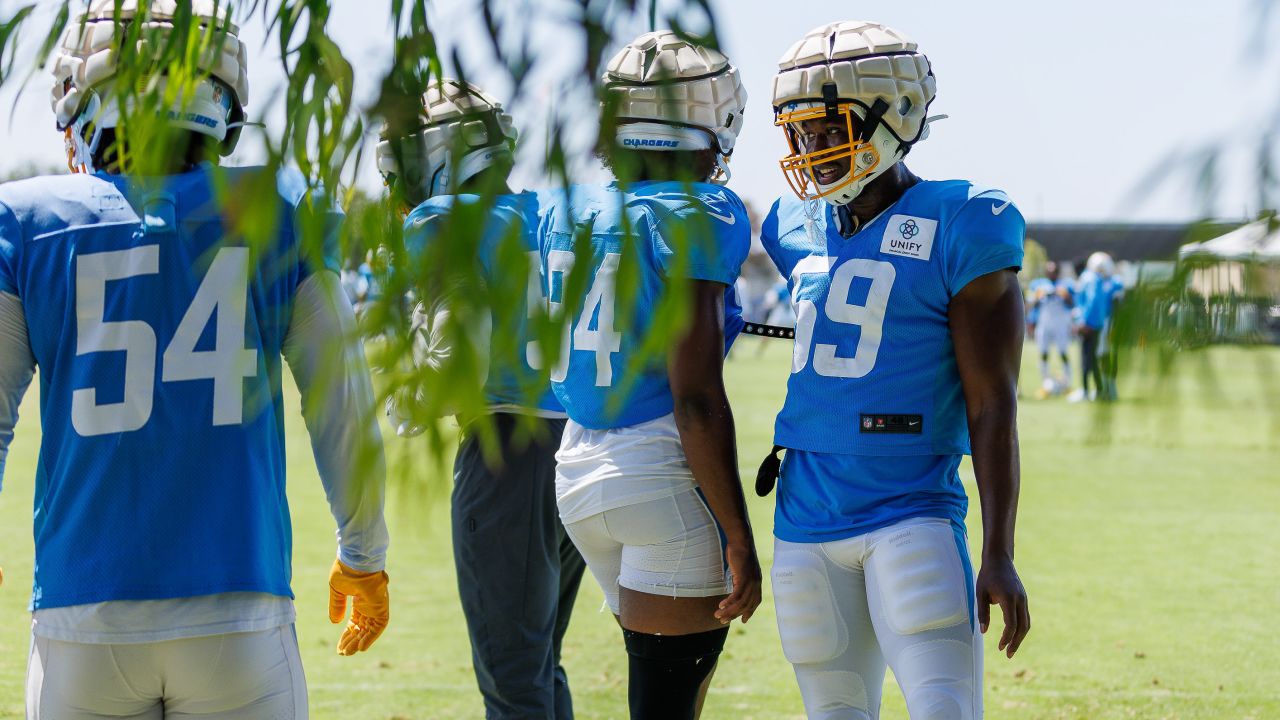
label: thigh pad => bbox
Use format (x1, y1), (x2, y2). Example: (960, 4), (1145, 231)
(869, 520), (970, 636)
(772, 545), (848, 665)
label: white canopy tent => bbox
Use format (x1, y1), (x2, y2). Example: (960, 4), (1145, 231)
(1176, 219), (1280, 342)
(1178, 219), (1280, 262)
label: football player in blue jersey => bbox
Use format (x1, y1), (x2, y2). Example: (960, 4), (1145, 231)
(378, 78), (588, 720)
(0, 2), (389, 717)
(1028, 261), (1074, 398)
(756, 21), (1031, 719)
(540, 31), (760, 720)
(1072, 252), (1122, 402)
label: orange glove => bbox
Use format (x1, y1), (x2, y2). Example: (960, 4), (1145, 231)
(328, 559), (390, 655)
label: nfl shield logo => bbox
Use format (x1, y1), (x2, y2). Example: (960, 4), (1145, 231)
(862, 417), (873, 430)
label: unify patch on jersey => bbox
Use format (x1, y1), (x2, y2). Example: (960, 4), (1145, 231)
(859, 414), (923, 434)
(880, 215), (937, 261)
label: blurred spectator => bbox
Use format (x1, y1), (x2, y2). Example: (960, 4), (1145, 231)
(762, 279), (795, 328)
(737, 250), (782, 323)
(340, 262), (370, 308)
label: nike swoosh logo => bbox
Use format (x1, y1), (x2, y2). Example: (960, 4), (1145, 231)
(409, 213), (440, 229)
(991, 200), (1012, 216)
(908, 420), (920, 426)
(705, 210), (736, 225)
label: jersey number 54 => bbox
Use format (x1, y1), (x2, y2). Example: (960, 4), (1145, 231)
(72, 246), (258, 437)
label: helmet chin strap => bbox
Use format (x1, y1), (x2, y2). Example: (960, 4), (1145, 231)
(710, 153), (732, 185)
(426, 162), (451, 199)
(803, 196), (824, 244)
(427, 145), (513, 198)
(857, 98), (891, 144)
(833, 204), (859, 238)
(817, 124), (908, 207)
(456, 145), (511, 187)
(66, 93), (106, 174)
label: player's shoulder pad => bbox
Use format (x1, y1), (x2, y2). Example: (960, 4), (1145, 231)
(264, 166), (343, 219)
(629, 181), (747, 228)
(272, 165), (309, 208)
(0, 173), (138, 237)
(765, 193), (809, 240)
(480, 191), (535, 231)
(955, 182), (1021, 222)
(919, 180), (1024, 238)
(404, 194), (456, 232)
(536, 183), (599, 233)
(405, 192), (530, 235)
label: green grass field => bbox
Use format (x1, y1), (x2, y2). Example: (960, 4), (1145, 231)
(1, 341), (1277, 719)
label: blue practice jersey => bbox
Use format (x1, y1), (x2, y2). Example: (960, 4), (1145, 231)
(760, 179), (1025, 543)
(0, 165), (337, 609)
(1077, 272), (1121, 330)
(404, 193), (562, 414)
(1027, 276), (1072, 325)
(724, 282), (745, 348)
(539, 181), (750, 429)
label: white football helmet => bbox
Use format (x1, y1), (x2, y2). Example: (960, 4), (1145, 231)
(50, 0), (249, 172)
(773, 20), (938, 205)
(376, 79), (518, 207)
(1086, 252), (1116, 278)
(602, 30), (747, 183)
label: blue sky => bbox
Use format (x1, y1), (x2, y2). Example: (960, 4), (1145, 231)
(2, 0), (1277, 222)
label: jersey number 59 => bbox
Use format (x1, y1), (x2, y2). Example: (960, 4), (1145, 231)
(791, 257), (896, 378)
(72, 246), (258, 437)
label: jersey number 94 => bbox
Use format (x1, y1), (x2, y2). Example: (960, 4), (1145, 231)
(535, 250), (623, 388)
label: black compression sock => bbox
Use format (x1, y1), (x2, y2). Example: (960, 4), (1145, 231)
(623, 626), (730, 720)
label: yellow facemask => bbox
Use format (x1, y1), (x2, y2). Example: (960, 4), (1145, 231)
(775, 102), (881, 202)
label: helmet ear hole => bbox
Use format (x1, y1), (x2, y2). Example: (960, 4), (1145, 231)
(221, 94), (246, 155)
(897, 96), (912, 116)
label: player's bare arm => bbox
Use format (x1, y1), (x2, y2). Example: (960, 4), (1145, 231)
(949, 267), (1031, 658)
(668, 279), (762, 624)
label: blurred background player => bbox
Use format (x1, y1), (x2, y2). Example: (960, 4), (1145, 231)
(1027, 260), (1074, 397)
(379, 79), (587, 720)
(1071, 251), (1122, 402)
(541, 31), (761, 720)
(757, 20), (1031, 719)
(0, 2), (389, 717)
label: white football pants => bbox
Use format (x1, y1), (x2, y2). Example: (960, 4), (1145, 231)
(27, 625), (307, 719)
(564, 489), (731, 615)
(1034, 316), (1072, 356)
(772, 517), (982, 720)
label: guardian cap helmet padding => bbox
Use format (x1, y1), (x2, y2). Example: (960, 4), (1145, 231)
(603, 30), (747, 183)
(50, 0), (249, 171)
(773, 20), (937, 205)
(376, 79), (518, 206)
